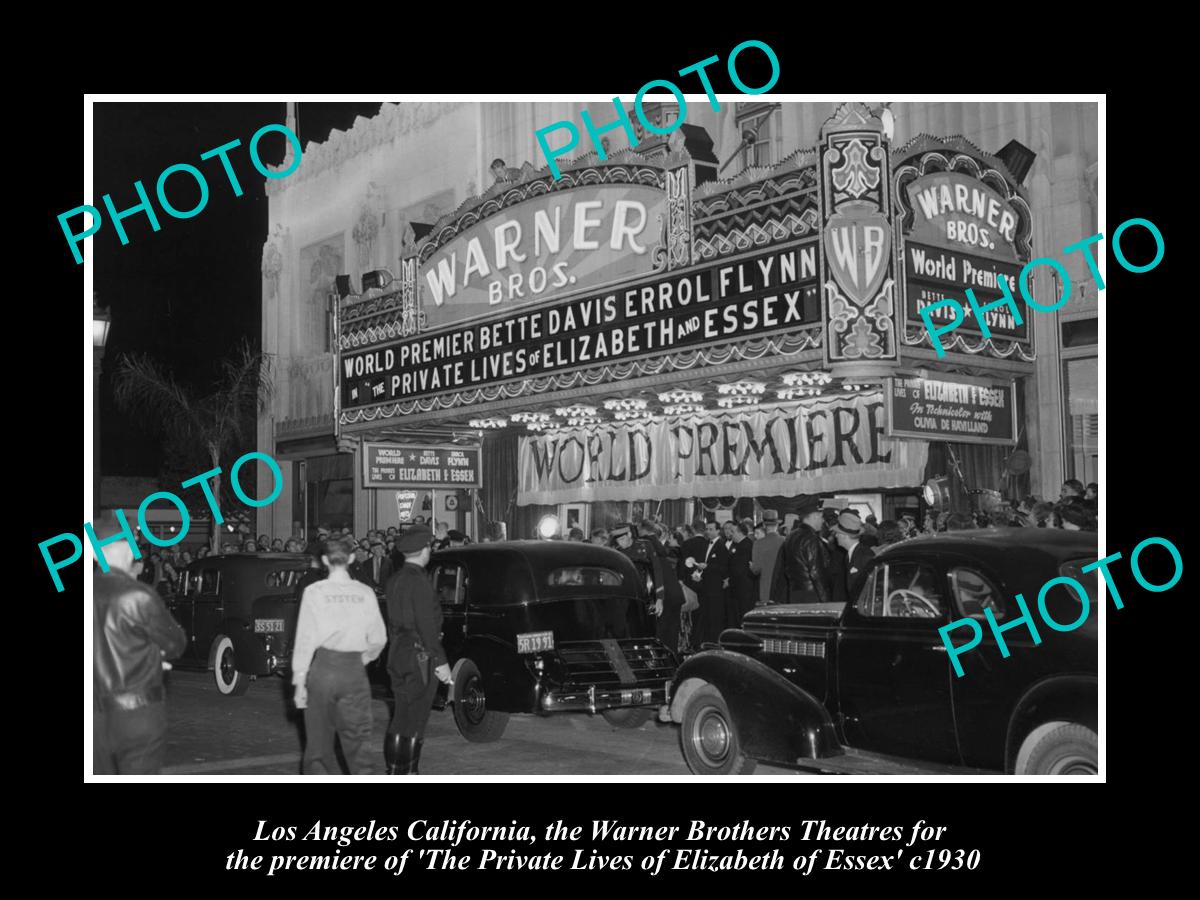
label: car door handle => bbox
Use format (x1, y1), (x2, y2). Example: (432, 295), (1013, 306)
(929, 645), (947, 652)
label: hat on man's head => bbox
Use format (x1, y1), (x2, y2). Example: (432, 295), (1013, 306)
(447, 529), (466, 542)
(396, 524), (433, 554)
(761, 509), (779, 523)
(833, 510), (863, 536)
(794, 494), (823, 517)
(609, 524), (633, 540)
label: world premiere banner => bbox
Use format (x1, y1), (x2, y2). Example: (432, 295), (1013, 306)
(517, 392), (929, 505)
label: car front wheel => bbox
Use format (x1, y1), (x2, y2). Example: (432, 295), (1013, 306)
(451, 659), (509, 742)
(212, 634), (249, 696)
(1016, 722), (1097, 775)
(679, 684), (756, 775)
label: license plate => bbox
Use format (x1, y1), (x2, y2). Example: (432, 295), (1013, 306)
(517, 631), (554, 654)
(254, 618), (285, 633)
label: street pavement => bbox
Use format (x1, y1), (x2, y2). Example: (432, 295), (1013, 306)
(160, 668), (802, 776)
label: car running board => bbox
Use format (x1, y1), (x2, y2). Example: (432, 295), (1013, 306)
(794, 747), (997, 776)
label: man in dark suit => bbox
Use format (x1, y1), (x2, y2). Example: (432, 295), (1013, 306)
(832, 510), (874, 601)
(354, 540), (393, 592)
(822, 508), (848, 605)
(688, 520), (730, 646)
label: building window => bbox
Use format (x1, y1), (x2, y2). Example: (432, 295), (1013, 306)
(1063, 356), (1098, 485)
(1061, 317), (1097, 348)
(737, 103), (781, 169)
(295, 453), (355, 537)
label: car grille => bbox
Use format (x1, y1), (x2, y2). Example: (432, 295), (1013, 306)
(557, 639), (676, 688)
(743, 623), (827, 659)
(758, 637), (826, 659)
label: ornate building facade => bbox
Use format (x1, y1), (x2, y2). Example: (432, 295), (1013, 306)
(256, 100), (1098, 540)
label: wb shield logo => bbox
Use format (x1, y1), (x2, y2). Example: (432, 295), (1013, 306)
(824, 207), (890, 305)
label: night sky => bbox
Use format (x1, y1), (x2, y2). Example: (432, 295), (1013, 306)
(93, 102), (382, 475)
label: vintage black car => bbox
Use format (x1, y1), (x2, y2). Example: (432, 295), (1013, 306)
(669, 529), (1098, 775)
(169, 553), (316, 695)
(421, 541), (678, 741)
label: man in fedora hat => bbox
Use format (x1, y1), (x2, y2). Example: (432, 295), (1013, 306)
(832, 510), (874, 600)
(749, 509), (784, 607)
(770, 495), (833, 605)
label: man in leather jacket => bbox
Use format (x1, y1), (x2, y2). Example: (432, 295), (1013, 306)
(93, 514), (187, 774)
(770, 495), (834, 605)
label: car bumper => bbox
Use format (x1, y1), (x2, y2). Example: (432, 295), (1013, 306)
(538, 681), (671, 714)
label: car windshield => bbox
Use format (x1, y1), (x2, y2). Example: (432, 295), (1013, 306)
(547, 566), (624, 587)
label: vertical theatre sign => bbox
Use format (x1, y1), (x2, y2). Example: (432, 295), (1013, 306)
(818, 103), (900, 374)
(893, 137), (1034, 356)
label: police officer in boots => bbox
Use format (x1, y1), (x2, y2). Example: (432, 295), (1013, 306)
(383, 525), (453, 775)
(291, 537), (387, 775)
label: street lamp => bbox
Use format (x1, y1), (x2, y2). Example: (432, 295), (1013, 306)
(93, 300), (111, 514)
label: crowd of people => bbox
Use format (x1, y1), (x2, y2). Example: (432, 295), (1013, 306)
(133, 479), (1096, 598)
(583, 478), (1099, 657)
(131, 515), (476, 595)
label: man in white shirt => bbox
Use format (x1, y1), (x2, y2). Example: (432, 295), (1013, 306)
(692, 520), (730, 645)
(291, 537), (387, 775)
(832, 510), (874, 601)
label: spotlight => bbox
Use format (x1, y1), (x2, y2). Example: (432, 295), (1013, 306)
(995, 139), (1037, 185)
(537, 514), (561, 540)
(923, 476), (953, 511)
(361, 269), (394, 292)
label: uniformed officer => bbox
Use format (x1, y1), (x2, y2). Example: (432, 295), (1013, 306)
(290, 537), (387, 775)
(383, 524), (453, 775)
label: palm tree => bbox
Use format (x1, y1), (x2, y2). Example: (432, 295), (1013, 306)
(112, 338), (273, 552)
